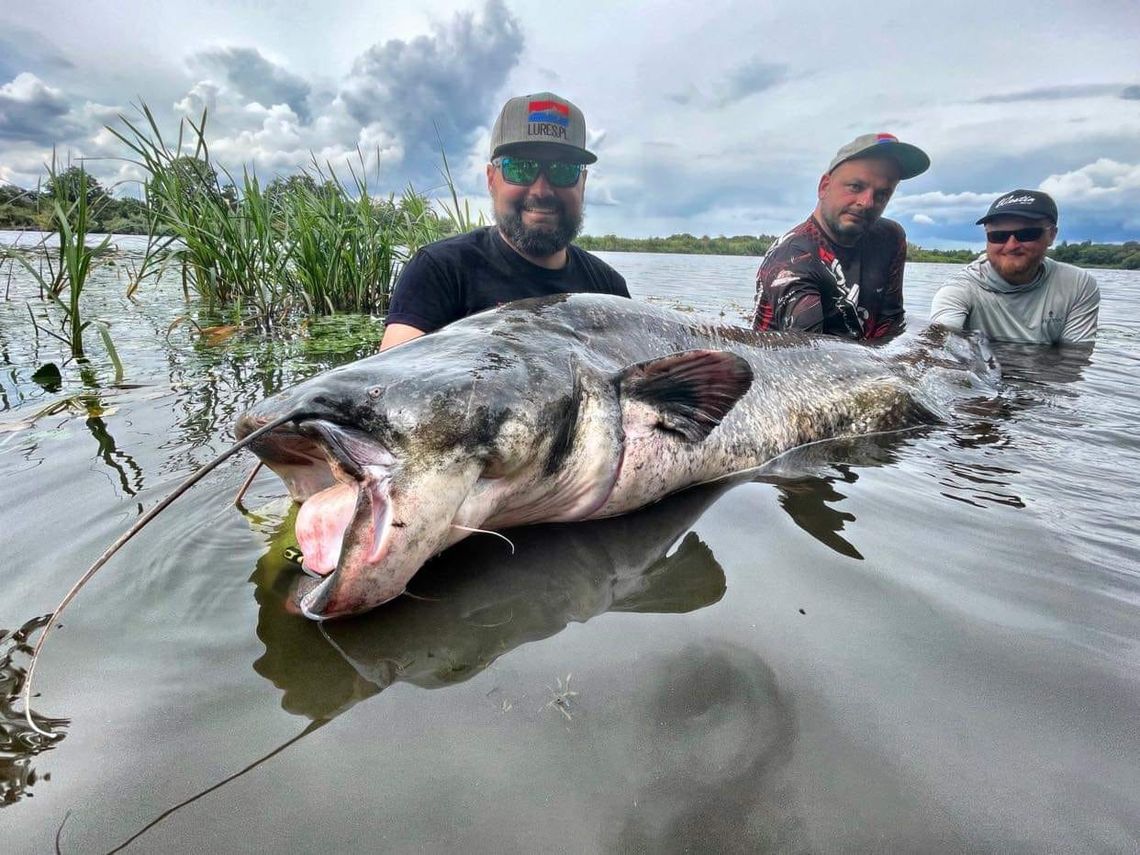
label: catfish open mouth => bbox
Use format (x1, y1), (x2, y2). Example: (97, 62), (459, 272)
(242, 416), (400, 617)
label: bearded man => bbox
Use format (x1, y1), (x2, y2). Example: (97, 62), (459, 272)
(930, 189), (1099, 344)
(380, 92), (629, 350)
(752, 133), (930, 340)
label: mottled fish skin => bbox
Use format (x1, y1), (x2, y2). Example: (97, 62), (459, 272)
(236, 294), (998, 619)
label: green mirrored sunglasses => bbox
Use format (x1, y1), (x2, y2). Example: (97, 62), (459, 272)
(495, 157), (583, 188)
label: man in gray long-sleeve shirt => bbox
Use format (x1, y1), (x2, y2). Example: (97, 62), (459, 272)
(930, 189), (1099, 344)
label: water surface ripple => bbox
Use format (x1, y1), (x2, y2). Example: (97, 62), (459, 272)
(2, 245), (1139, 852)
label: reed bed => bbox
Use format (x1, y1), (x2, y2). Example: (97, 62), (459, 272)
(8, 155), (118, 366)
(110, 105), (464, 329)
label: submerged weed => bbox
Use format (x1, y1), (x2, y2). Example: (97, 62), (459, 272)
(542, 673), (578, 721)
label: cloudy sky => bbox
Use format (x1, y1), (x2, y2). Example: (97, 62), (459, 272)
(2, 0), (1138, 247)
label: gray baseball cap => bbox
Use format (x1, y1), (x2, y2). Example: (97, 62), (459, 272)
(828, 133), (930, 180)
(489, 92), (597, 164)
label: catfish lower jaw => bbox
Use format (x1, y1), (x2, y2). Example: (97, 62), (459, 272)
(296, 464), (401, 617)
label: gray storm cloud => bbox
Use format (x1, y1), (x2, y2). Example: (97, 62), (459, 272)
(0, 27), (75, 83)
(666, 59), (788, 109)
(337, 0), (523, 177)
(0, 73), (74, 144)
(721, 59), (787, 105)
(976, 83), (1138, 104)
(192, 47), (313, 122)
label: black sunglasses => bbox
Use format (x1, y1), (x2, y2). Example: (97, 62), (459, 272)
(986, 227), (1047, 244)
(495, 157), (583, 188)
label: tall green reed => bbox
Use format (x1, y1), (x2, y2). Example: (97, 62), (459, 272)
(283, 153), (448, 317)
(110, 103), (462, 328)
(12, 155), (119, 372)
(109, 106), (293, 327)
(437, 145), (487, 234)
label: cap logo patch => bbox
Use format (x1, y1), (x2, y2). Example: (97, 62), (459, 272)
(527, 99), (569, 141)
(528, 99), (570, 126)
(874, 133), (899, 144)
(995, 194), (1038, 207)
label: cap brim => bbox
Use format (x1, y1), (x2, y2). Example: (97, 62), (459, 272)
(833, 141), (930, 180)
(492, 141), (597, 164)
(975, 211), (1054, 225)
(889, 144), (934, 181)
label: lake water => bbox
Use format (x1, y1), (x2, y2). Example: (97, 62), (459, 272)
(2, 241), (1139, 852)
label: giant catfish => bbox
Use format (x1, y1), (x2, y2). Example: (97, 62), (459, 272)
(235, 293), (998, 620)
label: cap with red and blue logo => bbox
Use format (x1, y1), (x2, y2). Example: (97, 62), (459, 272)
(490, 92), (596, 164)
(827, 132), (930, 180)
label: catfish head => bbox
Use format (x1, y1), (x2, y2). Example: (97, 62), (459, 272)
(236, 324), (753, 620)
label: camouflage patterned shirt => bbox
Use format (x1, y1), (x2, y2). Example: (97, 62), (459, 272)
(752, 216), (907, 340)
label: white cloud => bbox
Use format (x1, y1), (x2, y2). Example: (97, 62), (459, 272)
(1, 0), (1137, 244)
(1040, 158), (1140, 203)
(174, 81), (220, 117)
(0, 71), (64, 104)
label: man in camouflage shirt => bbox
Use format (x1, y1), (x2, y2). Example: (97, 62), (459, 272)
(752, 133), (930, 339)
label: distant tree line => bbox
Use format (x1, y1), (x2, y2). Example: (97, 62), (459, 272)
(904, 243), (978, 264)
(1, 167), (152, 234)
(1052, 240), (1140, 270)
(579, 234), (1139, 268)
(5, 170), (1138, 269)
(577, 233), (776, 256)
(0, 162), (459, 241)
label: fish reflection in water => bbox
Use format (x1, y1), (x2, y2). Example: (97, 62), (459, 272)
(250, 476), (809, 851)
(250, 479), (733, 721)
(249, 432), (931, 723)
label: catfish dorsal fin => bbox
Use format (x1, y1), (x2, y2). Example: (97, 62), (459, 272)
(618, 349), (753, 442)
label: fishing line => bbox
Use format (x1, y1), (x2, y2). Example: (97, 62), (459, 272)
(22, 412), (302, 737)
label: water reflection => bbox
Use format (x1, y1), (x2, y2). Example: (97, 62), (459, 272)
(606, 644), (803, 853)
(754, 433), (912, 560)
(937, 342), (1095, 509)
(0, 615), (68, 808)
(86, 413), (144, 500)
(158, 319), (382, 473)
(772, 472), (862, 559)
(249, 481), (733, 721)
(993, 341), (1093, 388)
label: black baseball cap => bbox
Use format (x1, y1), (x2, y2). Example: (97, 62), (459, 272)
(976, 189), (1058, 225)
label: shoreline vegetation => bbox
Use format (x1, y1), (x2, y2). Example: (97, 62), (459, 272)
(576, 234), (1140, 269)
(4, 191), (1137, 269)
(1, 106), (479, 340)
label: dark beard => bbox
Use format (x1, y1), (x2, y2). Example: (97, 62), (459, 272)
(495, 200), (583, 258)
(820, 209), (872, 247)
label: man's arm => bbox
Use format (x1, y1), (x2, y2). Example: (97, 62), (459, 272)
(752, 251), (828, 333)
(929, 281), (972, 330)
(1060, 273), (1100, 344)
(379, 323), (425, 351)
(873, 221), (908, 337)
(380, 247), (456, 350)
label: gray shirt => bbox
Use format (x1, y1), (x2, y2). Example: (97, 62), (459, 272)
(930, 256), (1099, 344)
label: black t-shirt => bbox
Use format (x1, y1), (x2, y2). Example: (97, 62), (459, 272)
(386, 227), (630, 333)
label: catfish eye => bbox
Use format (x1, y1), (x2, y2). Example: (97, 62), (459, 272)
(367, 386), (382, 400)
